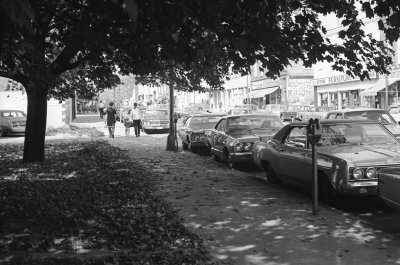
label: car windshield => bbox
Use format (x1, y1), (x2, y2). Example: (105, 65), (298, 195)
(190, 116), (223, 129)
(344, 110), (397, 125)
(226, 115), (283, 131)
(1, 111), (25, 118)
(144, 110), (168, 118)
(318, 123), (398, 147)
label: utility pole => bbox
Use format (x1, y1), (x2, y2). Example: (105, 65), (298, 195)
(385, 74), (389, 110)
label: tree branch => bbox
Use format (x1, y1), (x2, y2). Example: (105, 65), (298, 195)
(50, 43), (81, 75)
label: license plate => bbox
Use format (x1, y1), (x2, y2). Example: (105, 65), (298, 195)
(352, 181), (377, 187)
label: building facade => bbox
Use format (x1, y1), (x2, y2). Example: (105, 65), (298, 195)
(314, 14), (400, 110)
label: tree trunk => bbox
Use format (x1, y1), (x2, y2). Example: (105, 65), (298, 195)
(23, 88), (48, 163)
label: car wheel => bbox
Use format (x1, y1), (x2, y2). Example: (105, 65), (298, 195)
(223, 149), (237, 169)
(211, 151), (220, 161)
(265, 164), (280, 184)
(182, 141), (189, 150)
(189, 143), (196, 153)
(320, 176), (341, 207)
(206, 142), (212, 155)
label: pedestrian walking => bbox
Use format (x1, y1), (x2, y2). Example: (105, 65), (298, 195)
(105, 102), (117, 138)
(98, 101), (105, 119)
(131, 103), (142, 137)
(123, 109), (133, 137)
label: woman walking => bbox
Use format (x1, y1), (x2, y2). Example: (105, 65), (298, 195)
(105, 102), (117, 138)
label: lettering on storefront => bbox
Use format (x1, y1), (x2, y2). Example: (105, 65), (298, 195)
(288, 79), (314, 104)
(313, 72), (377, 86)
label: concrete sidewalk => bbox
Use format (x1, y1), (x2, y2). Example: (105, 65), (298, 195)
(68, 115), (400, 264)
(102, 136), (400, 265)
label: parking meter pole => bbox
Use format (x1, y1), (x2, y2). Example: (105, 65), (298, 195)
(312, 128), (319, 215)
(167, 83), (177, 152)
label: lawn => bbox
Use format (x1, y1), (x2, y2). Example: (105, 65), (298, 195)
(0, 140), (216, 264)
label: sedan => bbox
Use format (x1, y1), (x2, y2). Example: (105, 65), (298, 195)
(324, 108), (400, 139)
(206, 114), (284, 168)
(178, 113), (225, 152)
(252, 119), (400, 206)
(0, 110), (26, 137)
(141, 109), (169, 134)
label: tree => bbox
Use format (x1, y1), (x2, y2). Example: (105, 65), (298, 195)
(1, 0), (400, 162)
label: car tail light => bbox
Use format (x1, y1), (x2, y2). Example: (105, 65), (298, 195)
(365, 167), (378, 179)
(352, 168), (364, 180)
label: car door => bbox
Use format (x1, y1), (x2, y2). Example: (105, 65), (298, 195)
(278, 126), (309, 187)
(209, 119), (226, 155)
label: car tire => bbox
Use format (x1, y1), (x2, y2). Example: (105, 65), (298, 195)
(211, 151), (220, 161)
(182, 141), (189, 150)
(206, 142), (212, 155)
(266, 164), (280, 184)
(223, 149), (237, 169)
(189, 143), (196, 153)
(320, 176), (341, 208)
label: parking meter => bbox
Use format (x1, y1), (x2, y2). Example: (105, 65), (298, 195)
(307, 118), (322, 145)
(306, 118), (322, 215)
(173, 112), (179, 124)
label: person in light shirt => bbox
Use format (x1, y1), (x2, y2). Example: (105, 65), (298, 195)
(131, 103), (142, 137)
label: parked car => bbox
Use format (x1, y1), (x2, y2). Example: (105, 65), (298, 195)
(388, 105), (400, 123)
(141, 109), (169, 134)
(226, 108), (252, 115)
(261, 104), (285, 117)
(0, 109), (26, 137)
(178, 113), (225, 152)
(324, 108), (400, 139)
(252, 119), (400, 206)
(206, 113), (284, 168)
(279, 105), (306, 122)
(378, 168), (400, 211)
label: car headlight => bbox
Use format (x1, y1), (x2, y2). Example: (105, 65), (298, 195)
(235, 142), (253, 152)
(191, 133), (205, 140)
(352, 168), (364, 180)
(365, 167), (378, 179)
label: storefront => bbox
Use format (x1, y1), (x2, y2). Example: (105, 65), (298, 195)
(314, 72), (380, 109)
(360, 77), (400, 108)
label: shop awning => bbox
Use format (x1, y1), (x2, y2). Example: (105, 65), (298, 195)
(360, 78), (399, 97)
(249, 86), (280, 98)
(317, 83), (374, 93)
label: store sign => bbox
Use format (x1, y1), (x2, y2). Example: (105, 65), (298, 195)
(313, 72), (377, 86)
(288, 78), (314, 104)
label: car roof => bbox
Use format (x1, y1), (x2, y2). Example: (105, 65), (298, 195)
(189, 113), (225, 117)
(224, 113), (278, 118)
(289, 119), (381, 126)
(0, 109), (25, 112)
(327, 108), (383, 113)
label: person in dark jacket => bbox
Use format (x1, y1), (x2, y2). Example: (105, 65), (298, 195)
(105, 102), (117, 138)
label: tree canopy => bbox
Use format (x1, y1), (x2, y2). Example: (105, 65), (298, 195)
(1, 0), (400, 161)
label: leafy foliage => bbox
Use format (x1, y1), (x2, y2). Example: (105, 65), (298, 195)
(0, 141), (216, 264)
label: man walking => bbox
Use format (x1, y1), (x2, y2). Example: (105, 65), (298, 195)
(131, 103), (142, 137)
(98, 100), (105, 119)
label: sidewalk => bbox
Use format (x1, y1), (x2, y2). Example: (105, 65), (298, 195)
(71, 115), (400, 264)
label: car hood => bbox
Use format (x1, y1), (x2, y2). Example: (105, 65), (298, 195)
(227, 129), (277, 142)
(384, 123), (400, 135)
(319, 144), (400, 165)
